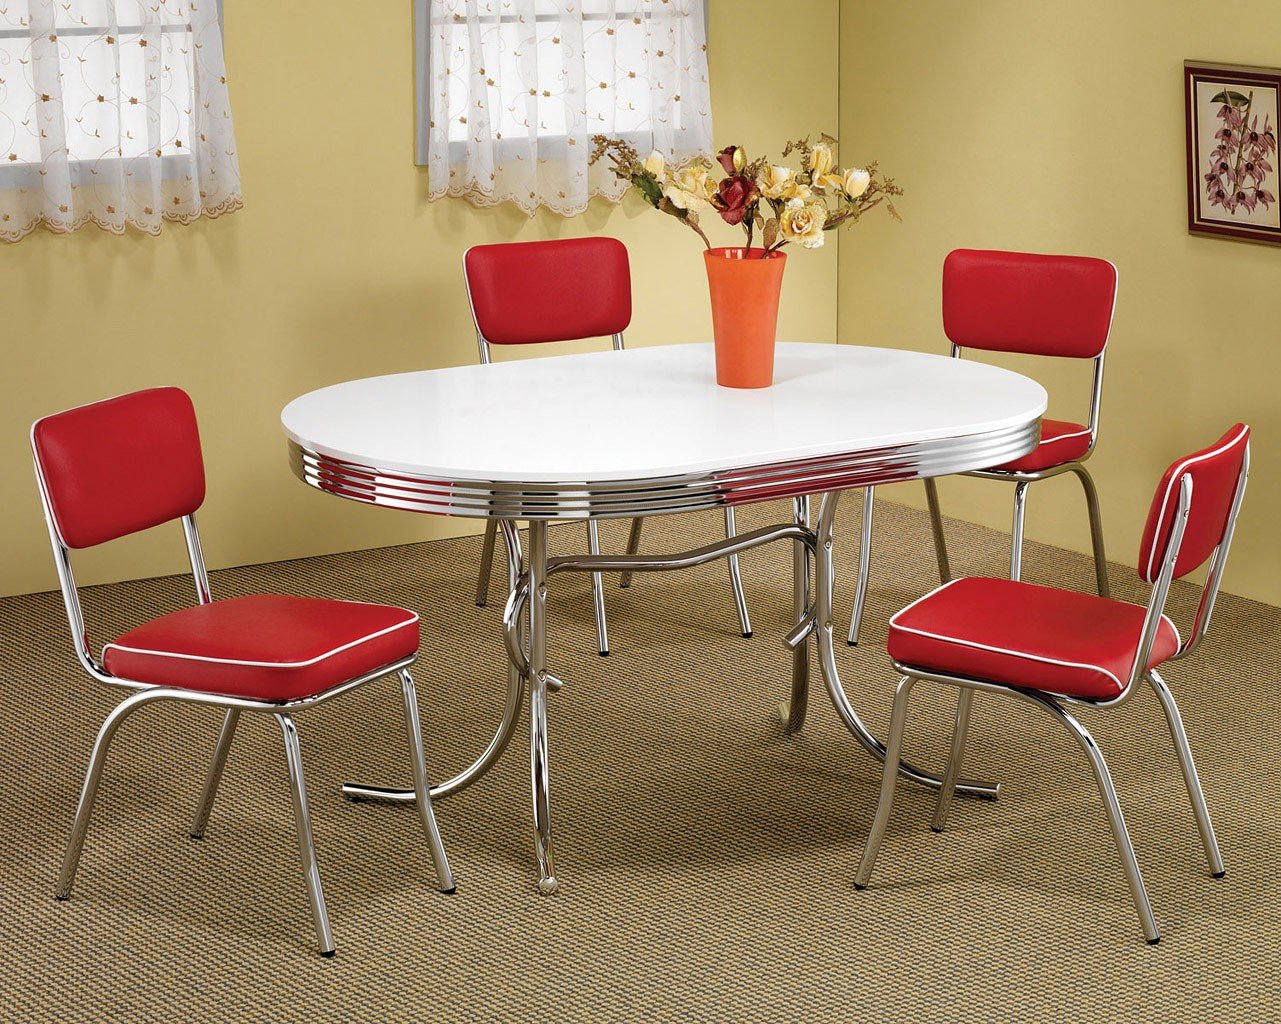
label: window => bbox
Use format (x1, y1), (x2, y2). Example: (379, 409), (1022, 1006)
(0, 1), (240, 240)
(415, 0), (712, 216)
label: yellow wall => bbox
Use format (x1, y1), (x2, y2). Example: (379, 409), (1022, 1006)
(838, 0), (1281, 605)
(0, 0), (839, 598)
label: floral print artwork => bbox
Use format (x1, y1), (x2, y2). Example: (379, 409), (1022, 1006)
(1204, 90), (1277, 216)
(1186, 63), (1281, 246)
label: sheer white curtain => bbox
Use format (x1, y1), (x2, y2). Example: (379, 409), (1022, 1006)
(0, 0), (241, 242)
(419, 0), (712, 216)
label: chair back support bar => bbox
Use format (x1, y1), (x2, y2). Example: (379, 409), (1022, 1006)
(1127, 426), (1251, 690)
(463, 237), (632, 358)
(31, 387), (214, 683)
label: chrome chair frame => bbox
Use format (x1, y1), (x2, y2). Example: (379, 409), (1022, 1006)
(854, 446), (1249, 944)
(848, 345), (1111, 646)
(464, 251), (753, 656)
(35, 471), (455, 958)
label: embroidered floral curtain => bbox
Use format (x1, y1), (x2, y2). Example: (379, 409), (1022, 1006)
(0, 0), (241, 242)
(419, 0), (712, 216)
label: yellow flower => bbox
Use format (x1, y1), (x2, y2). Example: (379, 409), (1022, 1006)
(809, 142), (835, 180)
(839, 167), (871, 199)
(757, 164), (795, 199)
(758, 164), (813, 201)
(664, 161), (715, 210)
(779, 198), (827, 248)
(643, 150), (666, 177)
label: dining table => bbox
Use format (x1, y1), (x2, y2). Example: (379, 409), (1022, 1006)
(280, 341), (1048, 893)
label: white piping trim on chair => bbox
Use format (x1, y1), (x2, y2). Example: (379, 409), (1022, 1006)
(1141, 424), (1250, 583)
(103, 612), (419, 669)
(888, 578), (1180, 696)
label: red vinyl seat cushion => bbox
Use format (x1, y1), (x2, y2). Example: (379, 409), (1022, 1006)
(103, 594), (420, 703)
(989, 419), (1091, 473)
(888, 577), (1180, 701)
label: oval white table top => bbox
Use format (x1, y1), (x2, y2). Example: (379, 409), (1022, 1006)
(282, 342), (1046, 486)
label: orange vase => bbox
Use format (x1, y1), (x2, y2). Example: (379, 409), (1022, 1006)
(704, 246), (787, 389)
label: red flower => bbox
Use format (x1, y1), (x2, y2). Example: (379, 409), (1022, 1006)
(715, 145), (740, 175)
(715, 174), (757, 225)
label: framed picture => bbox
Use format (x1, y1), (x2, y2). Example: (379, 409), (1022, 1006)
(1184, 60), (1280, 246)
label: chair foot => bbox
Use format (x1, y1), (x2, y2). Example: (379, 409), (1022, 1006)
(929, 826), (943, 834)
(1213, 870), (1226, 879)
(54, 894), (69, 902)
(1146, 937), (1161, 946)
(853, 882), (867, 891)
(320, 949), (336, 959)
(598, 651), (609, 657)
(743, 631), (753, 639)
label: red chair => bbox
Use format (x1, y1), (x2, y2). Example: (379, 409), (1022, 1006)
(848, 249), (1117, 645)
(855, 425), (1250, 944)
(463, 237), (753, 655)
(32, 388), (454, 957)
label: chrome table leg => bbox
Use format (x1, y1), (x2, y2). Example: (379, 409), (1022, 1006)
(782, 497), (811, 734)
(527, 520), (557, 893)
(724, 507), (753, 638)
(586, 519), (610, 656)
(924, 477), (952, 583)
(276, 712), (335, 957)
(813, 491), (1000, 799)
(1010, 480), (1030, 581)
(342, 520), (526, 805)
(846, 487), (875, 647)
(475, 520), (499, 607)
(190, 708), (240, 840)
(619, 517), (643, 589)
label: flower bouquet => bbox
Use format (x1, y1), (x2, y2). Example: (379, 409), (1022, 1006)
(591, 134), (901, 387)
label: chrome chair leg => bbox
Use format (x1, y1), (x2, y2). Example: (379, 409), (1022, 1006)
(190, 708), (240, 840)
(1071, 464), (1111, 597)
(855, 675), (917, 889)
(1147, 670), (1225, 877)
(1010, 480), (1031, 581)
(475, 520), (499, 607)
(924, 477), (952, 583)
(56, 689), (161, 900)
(931, 688), (974, 833)
(725, 507), (753, 638)
(586, 519), (609, 656)
(619, 517), (643, 589)
(276, 712), (335, 957)
(398, 669), (456, 892)
(1025, 691), (1160, 944)
(846, 487), (875, 646)
(785, 497), (811, 734)
(527, 521), (557, 894)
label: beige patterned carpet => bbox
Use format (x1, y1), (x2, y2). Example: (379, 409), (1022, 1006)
(1, 497), (1278, 1022)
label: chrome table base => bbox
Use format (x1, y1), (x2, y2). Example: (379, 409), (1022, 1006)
(342, 492), (1000, 893)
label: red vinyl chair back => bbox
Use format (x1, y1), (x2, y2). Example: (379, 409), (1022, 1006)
(464, 237), (632, 345)
(32, 387), (205, 549)
(942, 249), (1117, 358)
(1138, 423), (1250, 584)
